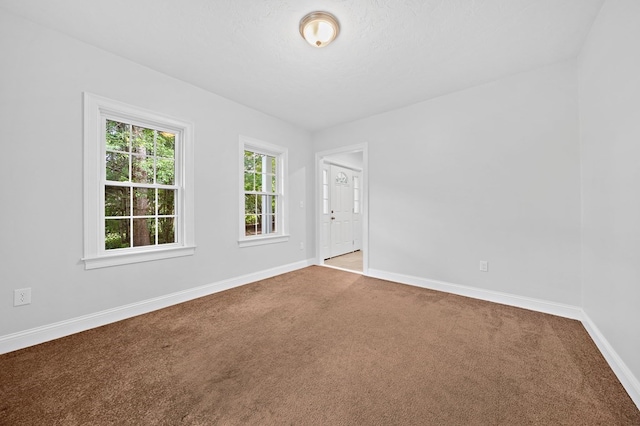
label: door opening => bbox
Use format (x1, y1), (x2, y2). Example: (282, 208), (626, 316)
(316, 145), (367, 274)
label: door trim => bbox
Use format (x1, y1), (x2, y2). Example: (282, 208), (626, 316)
(315, 143), (369, 274)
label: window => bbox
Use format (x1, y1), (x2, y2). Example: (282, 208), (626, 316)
(322, 169), (329, 215)
(83, 93), (195, 269)
(353, 175), (360, 214)
(335, 172), (348, 185)
(239, 136), (288, 247)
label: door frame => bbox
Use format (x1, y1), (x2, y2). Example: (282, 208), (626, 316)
(315, 143), (369, 274)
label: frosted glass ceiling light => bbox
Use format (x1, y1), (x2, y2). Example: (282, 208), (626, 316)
(300, 12), (340, 48)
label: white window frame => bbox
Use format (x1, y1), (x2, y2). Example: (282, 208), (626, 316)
(83, 93), (195, 269)
(238, 135), (289, 247)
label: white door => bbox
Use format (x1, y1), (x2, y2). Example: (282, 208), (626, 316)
(330, 165), (354, 258)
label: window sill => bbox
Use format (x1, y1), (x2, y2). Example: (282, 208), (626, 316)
(82, 245), (196, 270)
(238, 234), (290, 248)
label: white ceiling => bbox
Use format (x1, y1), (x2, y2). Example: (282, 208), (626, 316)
(0, 0), (604, 131)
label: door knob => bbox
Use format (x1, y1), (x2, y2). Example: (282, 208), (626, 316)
(331, 217), (335, 220)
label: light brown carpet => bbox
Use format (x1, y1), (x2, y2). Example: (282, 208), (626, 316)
(1, 266), (638, 425)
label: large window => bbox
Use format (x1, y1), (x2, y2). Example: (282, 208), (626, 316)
(104, 120), (178, 249)
(83, 93), (195, 269)
(239, 136), (288, 247)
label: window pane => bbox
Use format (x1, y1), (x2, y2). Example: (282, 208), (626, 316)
(158, 217), (175, 244)
(336, 172), (348, 184)
(255, 154), (264, 173)
(158, 189), (175, 215)
(245, 194), (257, 215)
(255, 173), (263, 192)
(105, 218), (130, 250)
(157, 131), (175, 159)
(256, 214), (263, 235)
(264, 155), (275, 173)
(244, 172), (255, 192)
(156, 158), (175, 185)
(106, 120), (129, 152)
(270, 175), (277, 193)
(323, 199), (329, 214)
(269, 214), (276, 233)
(132, 156), (154, 184)
(245, 215), (257, 236)
(106, 152), (129, 182)
(105, 186), (130, 217)
(132, 218), (154, 247)
(270, 156), (276, 172)
(244, 151), (255, 172)
(133, 188), (155, 216)
(131, 126), (155, 155)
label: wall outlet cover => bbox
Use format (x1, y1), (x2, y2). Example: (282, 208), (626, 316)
(14, 288), (32, 306)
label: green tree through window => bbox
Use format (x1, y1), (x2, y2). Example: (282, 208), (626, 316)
(243, 150), (277, 236)
(105, 120), (176, 249)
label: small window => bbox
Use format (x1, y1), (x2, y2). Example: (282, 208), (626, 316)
(353, 175), (360, 214)
(336, 172), (348, 185)
(239, 136), (289, 247)
(83, 93), (195, 269)
(322, 169), (329, 215)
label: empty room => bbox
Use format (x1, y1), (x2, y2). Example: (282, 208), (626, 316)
(1, 0), (639, 424)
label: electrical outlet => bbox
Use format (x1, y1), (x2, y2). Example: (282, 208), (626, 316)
(299, 242), (304, 250)
(14, 288), (31, 306)
(479, 261), (488, 272)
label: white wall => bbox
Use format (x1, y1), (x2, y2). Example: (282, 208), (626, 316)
(579, 0), (640, 391)
(313, 60), (582, 305)
(324, 152), (363, 171)
(0, 10), (313, 337)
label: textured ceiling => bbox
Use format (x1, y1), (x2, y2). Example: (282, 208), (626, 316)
(0, 0), (604, 131)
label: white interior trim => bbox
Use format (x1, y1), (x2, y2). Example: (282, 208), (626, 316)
(368, 268), (583, 319)
(582, 312), (640, 409)
(0, 259), (314, 355)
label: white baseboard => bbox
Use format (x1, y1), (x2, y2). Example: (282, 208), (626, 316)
(3, 262), (638, 411)
(367, 268), (584, 320)
(0, 259), (314, 355)
(581, 312), (640, 409)
(367, 268), (639, 411)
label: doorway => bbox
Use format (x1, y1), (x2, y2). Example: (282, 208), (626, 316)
(315, 144), (368, 274)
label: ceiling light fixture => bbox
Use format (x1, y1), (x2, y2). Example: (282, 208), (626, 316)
(299, 11), (340, 48)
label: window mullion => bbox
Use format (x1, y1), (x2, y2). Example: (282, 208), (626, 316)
(129, 182), (134, 248)
(104, 181), (178, 190)
(153, 130), (157, 246)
